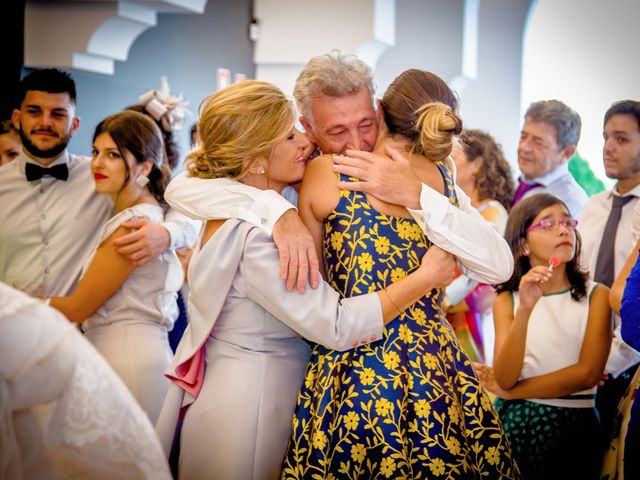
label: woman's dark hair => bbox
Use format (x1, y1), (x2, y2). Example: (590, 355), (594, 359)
(381, 69), (462, 162)
(93, 110), (171, 205)
(126, 104), (180, 170)
(459, 129), (515, 210)
(496, 193), (588, 301)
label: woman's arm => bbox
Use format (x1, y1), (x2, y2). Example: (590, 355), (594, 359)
(497, 284), (612, 399)
(242, 228), (456, 351)
(611, 239), (640, 315)
(297, 155), (341, 277)
(49, 226), (135, 323)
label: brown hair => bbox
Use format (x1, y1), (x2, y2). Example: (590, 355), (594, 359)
(93, 110), (170, 205)
(496, 193), (588, 301)
(186, 80), (294, 180)
(459, 129), (515, 210)
(381, 69), (462, 162)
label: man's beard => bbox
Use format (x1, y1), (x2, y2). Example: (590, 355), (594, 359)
(18, 127), (70, 159)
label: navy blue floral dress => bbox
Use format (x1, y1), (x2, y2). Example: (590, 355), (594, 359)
(282, 164), (520, 479)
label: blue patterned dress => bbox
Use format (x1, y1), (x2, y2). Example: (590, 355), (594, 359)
(282, 164), (520, 479)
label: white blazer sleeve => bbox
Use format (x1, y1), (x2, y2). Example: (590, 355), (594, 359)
(165, 173), (295, 235)
(240, 228), (384, 351)
(407, 183), (514, 284)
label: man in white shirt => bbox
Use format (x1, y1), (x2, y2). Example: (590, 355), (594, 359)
(507, 100), (589, 217)
(166, 51), (513, 290)
(0, 68), (197, 297)
(578, 99), (640, 446)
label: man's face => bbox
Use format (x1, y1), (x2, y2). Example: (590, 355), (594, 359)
(603, 113), (640, 182)
(517, 119), (573, 180)
(12, 90), (79, 162)
(301, 87), (378, 155)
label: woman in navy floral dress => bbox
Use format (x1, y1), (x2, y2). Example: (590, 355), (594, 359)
(282, 69), (519, 479)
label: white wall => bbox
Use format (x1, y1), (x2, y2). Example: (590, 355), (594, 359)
(522, 0), (640, 188)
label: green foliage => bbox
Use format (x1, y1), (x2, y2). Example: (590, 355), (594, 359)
(568, 151), (606, 197)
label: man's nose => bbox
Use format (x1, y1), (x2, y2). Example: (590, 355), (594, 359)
(345, 131), (362, 151)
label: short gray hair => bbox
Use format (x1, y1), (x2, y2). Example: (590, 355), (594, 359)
(293, 50), (376, 123)
(525, 100), (581, 150)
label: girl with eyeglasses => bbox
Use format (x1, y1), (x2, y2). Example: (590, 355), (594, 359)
(475, 193), (612, 479)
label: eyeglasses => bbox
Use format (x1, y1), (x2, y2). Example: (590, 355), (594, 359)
(527, 217), (578, 232)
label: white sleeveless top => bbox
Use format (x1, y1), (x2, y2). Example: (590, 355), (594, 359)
(515, 280), (599, 408)
(82, 204), (182, 331)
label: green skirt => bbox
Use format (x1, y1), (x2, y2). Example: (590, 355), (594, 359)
(495, 398), (601, 480)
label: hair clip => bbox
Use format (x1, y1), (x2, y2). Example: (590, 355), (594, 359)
(138, 76), (192, 133)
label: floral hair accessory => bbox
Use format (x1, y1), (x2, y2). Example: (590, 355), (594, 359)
(138, 76), (191, 132)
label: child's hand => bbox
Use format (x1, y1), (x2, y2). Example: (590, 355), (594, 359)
(472, 362), (514, 400)
(518, 265), (553, 309)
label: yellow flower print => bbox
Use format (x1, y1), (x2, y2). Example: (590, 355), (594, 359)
(383, 351), (400, 370)
(447, 404), (460, 423)
(414, 399), (431, 418)
(351, 443), (366, 463)
(304, 370), (315, 389)
(391, 267), (407, 282)
(423, 353), (438, 370)
(484, 446), (500, 465)
(330, 231), (342, 251)
(343, 411), (360, 430)
(397, 221), (413, 240)
(411, 223), (423, 240)
(413, 308), (427, 326)
(380, 457), (397, 477)
(481, 394), (492, 411)
(375, 398), (393, 417)
(398, 324), (413, 343)
(429, 458), (446, 476)
(359, 368), (375, 385)
(374, 236), (391, 255)
(312, 430), (327, 450)
(444, 437), (461, 456)
(358, 252), (374, 273)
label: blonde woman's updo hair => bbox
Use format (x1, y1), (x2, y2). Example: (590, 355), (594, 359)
(186, 80), (295, 180)
(381, 69), (462, 163)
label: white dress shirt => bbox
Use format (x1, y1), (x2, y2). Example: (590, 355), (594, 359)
(0, 151), (199, 297)
(519, 163), (589, 218)
(165, 172), (514, 285)
(578, 184), (640, 376)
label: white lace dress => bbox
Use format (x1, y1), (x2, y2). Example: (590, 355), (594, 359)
(0, 282), (171, 479)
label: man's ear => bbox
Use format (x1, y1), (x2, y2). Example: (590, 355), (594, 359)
(560, 144), (576, 163)
(299, 116), (316, 144)
(70, 116), (81, 137)
(11, 109), (20, 130)
(375, 99), (383, 124)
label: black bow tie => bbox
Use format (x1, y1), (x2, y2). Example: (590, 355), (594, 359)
(25, 162), (69, 181)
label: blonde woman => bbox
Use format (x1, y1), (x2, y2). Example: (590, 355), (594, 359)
(157, 80), (457, 480)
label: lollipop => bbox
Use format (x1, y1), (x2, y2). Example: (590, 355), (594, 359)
(548, 256), (561, 272)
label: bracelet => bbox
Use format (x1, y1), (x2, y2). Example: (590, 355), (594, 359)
(383, 287), (403, 318)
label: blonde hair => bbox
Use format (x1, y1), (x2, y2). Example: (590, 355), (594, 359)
(293, 50), (375, 123)
(382, 69), (462, 162)
(186, 80), (295, 180)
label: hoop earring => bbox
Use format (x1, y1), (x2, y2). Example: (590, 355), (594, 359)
(136, 175), (150, 188)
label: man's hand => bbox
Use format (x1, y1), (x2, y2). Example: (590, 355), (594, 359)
(332, 146), (422, 209)
(112, 219), (170, 266)
(272, 209), (320, 293)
